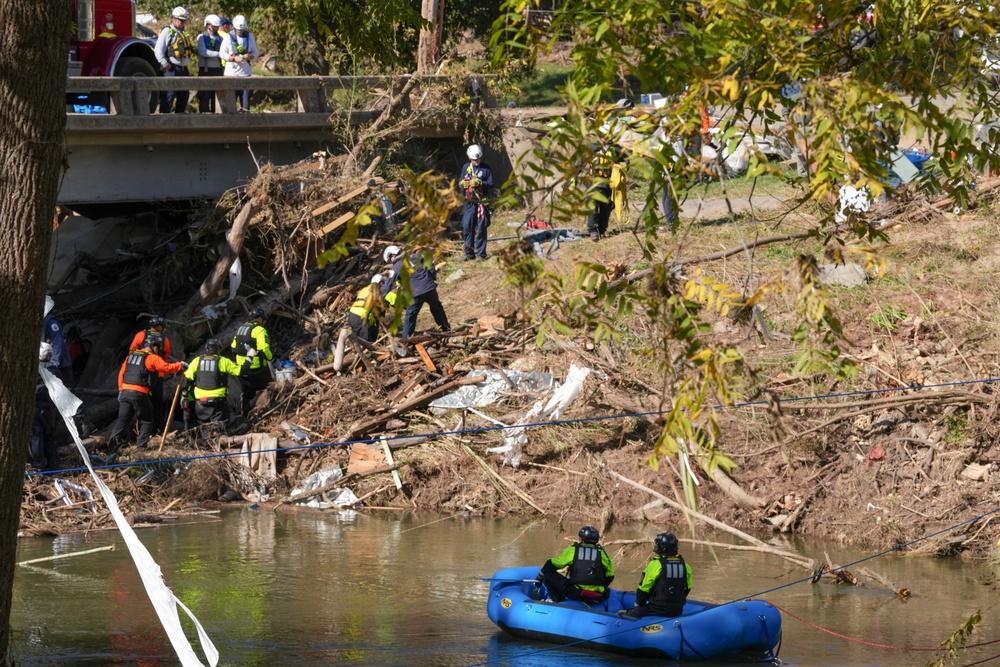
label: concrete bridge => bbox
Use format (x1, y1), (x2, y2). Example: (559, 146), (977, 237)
(61, 74), (487, 206)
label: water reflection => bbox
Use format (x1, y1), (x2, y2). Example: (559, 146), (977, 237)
(11, 509), (1000, 666)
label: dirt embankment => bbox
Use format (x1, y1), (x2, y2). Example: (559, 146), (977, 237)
(24, 148), (1000, 571)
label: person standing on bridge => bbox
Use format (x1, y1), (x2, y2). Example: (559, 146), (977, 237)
(220, 15), (258, 113)
(197, 14), (224, 113)
(154, 7), (194, 114)
(457, 144), (494, 261)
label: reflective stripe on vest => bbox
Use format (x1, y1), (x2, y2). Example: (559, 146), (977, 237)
(651, 555), (688, 606)
(122, 351), (151, 388)
(233, 323), (254, 355)
(194, 355), (223, 391)
(569, 544), (607, 587)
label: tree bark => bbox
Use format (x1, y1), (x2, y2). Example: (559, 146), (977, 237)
(0, 1), (72, 662)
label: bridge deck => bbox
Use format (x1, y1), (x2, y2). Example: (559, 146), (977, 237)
(61, 75), (488, 204)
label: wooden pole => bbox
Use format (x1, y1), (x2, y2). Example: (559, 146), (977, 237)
(158, 382), (183, 452)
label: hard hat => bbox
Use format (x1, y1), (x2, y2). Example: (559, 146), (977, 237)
(383, 245), (400, 263)
(370, 274), (384, 285)
(232, 14), (248, 30)
(39, 342), (54, 363)
(171, 6), (190, 21)
(149, 315), (166, 329)
(218, 15), (231, 26)
(249, 307), (265, 320)
(205, 338), (222, 354)
(578, 525), (600, 545)
(653, 531), (679, 556)
(205, 13), (221, 27)
(144, 334), (164, 350)
(466, 144), (483, 160)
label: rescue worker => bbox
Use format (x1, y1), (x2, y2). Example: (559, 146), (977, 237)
(108, 335), (186, 451)
(536, 525), (615, 603)
(620, 531), (692, 619)
(128, 315), (174, 434)
(183, 338), (246, 425)
(586, 139), (627, 241)
(457, 144), (494, 261)
(30, 343), (61, 472)
(154, 6), (193, 114)
(218, 15), (231, 39)
(197, 14), (224, 113)
(230, 307), (273, 416)
(380, 245), (451, 340)
(42, 295), (73, 385)
(219, 14), (258, 113)
(348, 274), (386, 343)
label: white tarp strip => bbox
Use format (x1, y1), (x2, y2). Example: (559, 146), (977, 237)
(40, 366), (220, 667)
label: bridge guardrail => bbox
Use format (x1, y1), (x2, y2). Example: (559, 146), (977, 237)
(65, 74), (493, 117)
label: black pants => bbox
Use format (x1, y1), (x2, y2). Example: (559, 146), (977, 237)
(159, 65), (190, 113)
(194, 397), (229, 425)
(240, 366), (271, 416)
(540, 571), (607, 604)
(587, 184), (613, 235)
(198, 66), (223, 112)
(402, 289), (450, 339)
(348, 312), (378, 343)
(30, 406), (59, 471)
(108, 390), (154, 449)
(623, 601), (684, 618)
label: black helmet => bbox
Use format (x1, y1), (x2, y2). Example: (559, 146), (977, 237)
(144, 334), (164, 350)
(205, 338), (222, 354)
(249, 307), (265, 320)
(653, 531), (678, 556)
(578, 525), (600, 545)
(149, 315), (167, 329)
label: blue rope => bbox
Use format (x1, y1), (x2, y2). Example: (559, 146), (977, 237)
(24, 375), (1000, 478)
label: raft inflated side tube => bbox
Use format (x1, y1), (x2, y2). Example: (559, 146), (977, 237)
(333, 328), (348, 372)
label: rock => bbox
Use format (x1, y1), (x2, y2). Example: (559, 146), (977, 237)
(445, 269), (465, 284)
(817, 262), (867, 287)
(961, 462), (990, 481)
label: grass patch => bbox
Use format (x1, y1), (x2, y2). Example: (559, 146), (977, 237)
(509, 63), (575, 107)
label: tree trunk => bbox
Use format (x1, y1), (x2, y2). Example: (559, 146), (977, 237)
(417, 0), (444, 74)
(0, 2), (72, 663)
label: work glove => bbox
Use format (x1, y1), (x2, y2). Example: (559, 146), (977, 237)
(180, 361), (189, 370)
(472, 178), (483, 187)
(246, 348), (257, 359)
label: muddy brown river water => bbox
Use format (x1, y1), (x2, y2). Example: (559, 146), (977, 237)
(10, 508), (999, 665)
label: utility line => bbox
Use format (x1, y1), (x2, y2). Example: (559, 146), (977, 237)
(26, 373), (1000, 478)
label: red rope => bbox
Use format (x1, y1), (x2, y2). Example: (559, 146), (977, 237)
(765, 601), (1000, 653)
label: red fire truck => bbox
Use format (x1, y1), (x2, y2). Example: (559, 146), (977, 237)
(69, 0), (160, 109)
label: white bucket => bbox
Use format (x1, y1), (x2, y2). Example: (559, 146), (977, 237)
(275, 364), (296, 383)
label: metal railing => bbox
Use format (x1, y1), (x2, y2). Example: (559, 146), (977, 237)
(65, 74), (493, 117)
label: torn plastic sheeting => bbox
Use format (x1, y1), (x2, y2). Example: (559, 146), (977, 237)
(290, 465), (360, 508)
(429, 370), (555, 409)
(41, 366), (219, 667)
(53, 478), (98, 514)
(487, 365), (592, 468)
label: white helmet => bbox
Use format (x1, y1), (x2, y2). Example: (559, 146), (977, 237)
(232, 14), (248, 30)
(39, 342), (54, 363)
(466, 144), (483, 160)
(383, 245), (400, 263)
(171, 6), (190, 20)
(370, 274), (384, 285)
(205, 13), (221, 27)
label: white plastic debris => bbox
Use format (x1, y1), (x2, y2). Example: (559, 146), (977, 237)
(487, 365), (592, 468)
(835, 184), (872, 223)
(42, 365), (219, 667)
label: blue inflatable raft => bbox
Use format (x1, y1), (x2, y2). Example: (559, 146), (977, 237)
(486, 567), (782, 661)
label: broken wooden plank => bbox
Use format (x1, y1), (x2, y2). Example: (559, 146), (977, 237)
(342, 374), (485, 441)
(310, 178), (384, 218)
(319, 211), (354, 236)
(415, 343), (437, 372)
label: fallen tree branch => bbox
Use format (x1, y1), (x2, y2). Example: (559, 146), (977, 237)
(463, 444), (545, 514)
